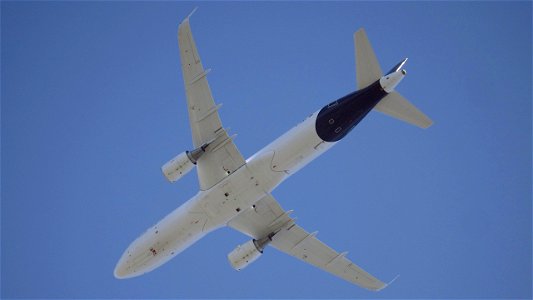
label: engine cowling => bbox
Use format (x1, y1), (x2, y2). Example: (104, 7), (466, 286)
(227, 240), (263, 271)
(228, 236), (273, 271)
(161, 152), (195, 182)
(161, 145), (208, 183)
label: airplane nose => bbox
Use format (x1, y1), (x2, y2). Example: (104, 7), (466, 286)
(114, 261), (129, 279)
(114, 251), (137, 279)
(114, 242), (156, 279)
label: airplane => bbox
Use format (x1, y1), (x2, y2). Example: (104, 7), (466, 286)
(114, 11), (432, 291)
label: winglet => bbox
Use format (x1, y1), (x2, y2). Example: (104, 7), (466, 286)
(388, 274), (400, 286)
(181, 7), (198, 24)
(377, 274), (400, 291)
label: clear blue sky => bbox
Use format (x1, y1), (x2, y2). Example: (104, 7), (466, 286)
(2, 2), (531, 299)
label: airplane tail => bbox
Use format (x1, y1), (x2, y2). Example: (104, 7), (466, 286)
(354, 29), (433, 129)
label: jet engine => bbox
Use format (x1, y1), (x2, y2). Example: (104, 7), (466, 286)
(228, 235), (273, 271)
(161, 145), (208, 182)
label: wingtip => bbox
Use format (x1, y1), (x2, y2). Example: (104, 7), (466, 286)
(377, 274), (400, 291)
(354, 27), (366, 37)
(187, 7), (199, 19)
(180, 7), (198, 25)
(374, 274), (400, 292)
(419, 118), (434, 129)
(389, 274), (400, 285)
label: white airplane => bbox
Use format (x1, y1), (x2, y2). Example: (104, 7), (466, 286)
(114, 12), (432, 291)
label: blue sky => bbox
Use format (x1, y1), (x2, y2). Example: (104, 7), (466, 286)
(1, 2), (531, 299)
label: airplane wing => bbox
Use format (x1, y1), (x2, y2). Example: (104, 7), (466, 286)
(177, 17), (246, 190)
(227, 194), (388, 291)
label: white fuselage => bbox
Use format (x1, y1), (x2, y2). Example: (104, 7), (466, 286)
(114, 112), (336, 278)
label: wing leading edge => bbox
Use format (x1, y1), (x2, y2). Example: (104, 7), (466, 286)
(177, 17), (245, 190)
(228, 194), (388, 291)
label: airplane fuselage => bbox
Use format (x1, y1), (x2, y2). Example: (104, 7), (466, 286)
(114, 79), (392, 278)
(114, 17), (433, 289)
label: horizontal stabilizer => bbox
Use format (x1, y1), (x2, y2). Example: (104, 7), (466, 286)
(374, 91), (433, 128)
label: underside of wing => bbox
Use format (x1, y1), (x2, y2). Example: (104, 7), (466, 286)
(227, 193), (387, 291)
(177, 16), (245, 190)
(271, 224), (387, 291)
(228, 194), (293, 239)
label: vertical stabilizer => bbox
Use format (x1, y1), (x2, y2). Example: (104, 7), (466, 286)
(355, 29), (432, 129)
(354, 28), (383, 89)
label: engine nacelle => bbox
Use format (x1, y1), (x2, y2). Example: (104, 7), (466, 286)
(161, 152), (195, 182)
(228, 235), (274, 271)
(161, 145), (208, 183)
(227, 239), (263, 271)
